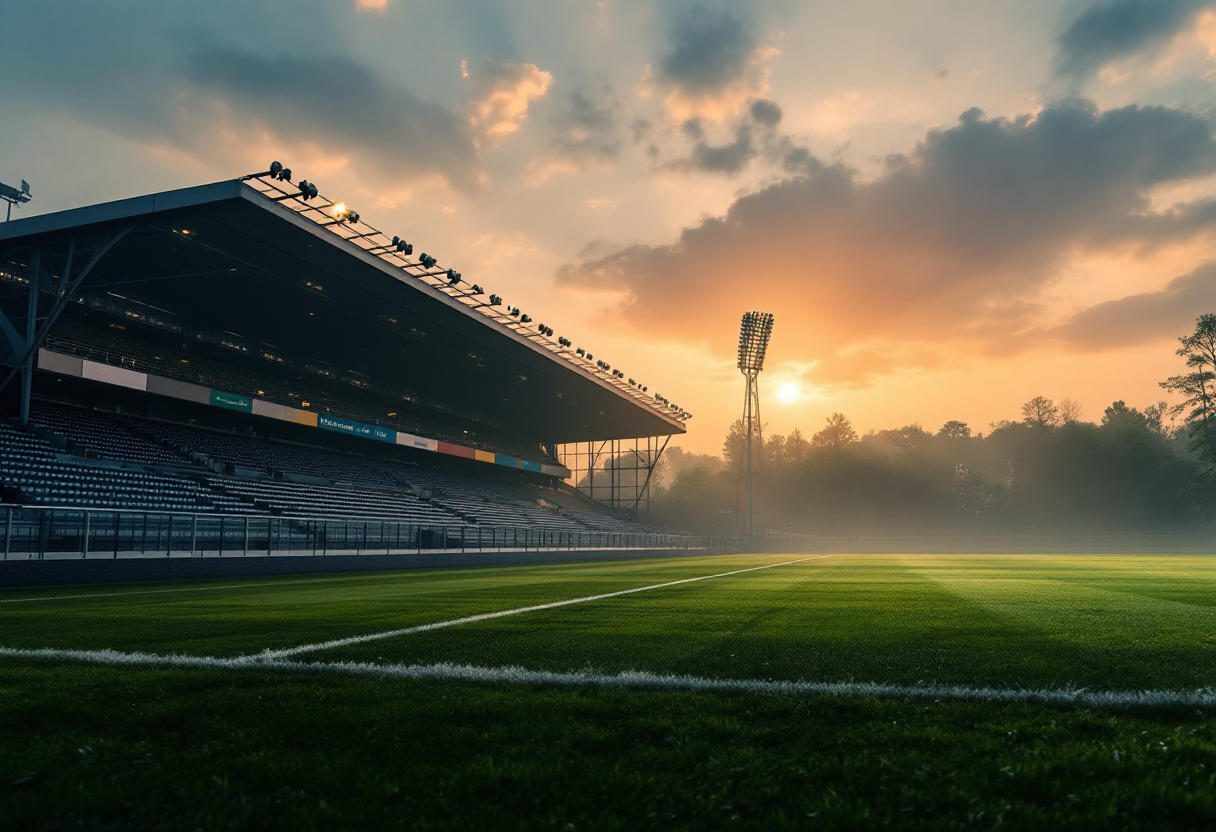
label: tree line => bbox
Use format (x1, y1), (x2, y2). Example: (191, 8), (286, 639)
(648, 316), (1216, 536)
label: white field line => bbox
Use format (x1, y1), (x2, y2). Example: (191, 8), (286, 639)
(255, 556), (830, 660)
(1, 646), (1212, 710)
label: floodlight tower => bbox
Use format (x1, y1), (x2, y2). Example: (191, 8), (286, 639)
(0, 179), (32, 222)
(737, 311), (774, 539)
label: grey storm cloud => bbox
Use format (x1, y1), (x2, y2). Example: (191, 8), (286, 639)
(560, 99), (1216, 384)
(658, 7), (756, 94)
(186, 48), (480, 189)
(665, 100), (785, 175)
(1054, 0), (1215, 82)
(551, 88), (622, 165)
(0, 1), (487, 191)
(1050, 264), (1216, 348)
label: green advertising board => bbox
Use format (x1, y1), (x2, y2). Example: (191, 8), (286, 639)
(209, 390), (253, 412)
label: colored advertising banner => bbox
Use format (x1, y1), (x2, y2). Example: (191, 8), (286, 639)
(39, 348), (570, 479)
(209, 390), (253, 412)
(317, 414), (397, 444)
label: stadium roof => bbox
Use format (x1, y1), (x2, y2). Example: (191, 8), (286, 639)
(0, 174), (687, 444)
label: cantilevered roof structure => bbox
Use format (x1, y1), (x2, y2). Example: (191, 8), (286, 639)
(0, 170), (688, 445)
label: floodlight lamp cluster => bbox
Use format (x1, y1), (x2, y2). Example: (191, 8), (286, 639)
(0, 179), (32, 205)
(246, 160), (681, 420)
(737, 311), (775, 373)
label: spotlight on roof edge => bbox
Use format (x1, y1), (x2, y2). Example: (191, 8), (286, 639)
(246, 161), (678, 418)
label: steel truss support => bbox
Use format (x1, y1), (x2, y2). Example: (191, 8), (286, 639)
(557, 435), (672, 519)
(740, 368), (763, 538)
(0, 226), (133, 425)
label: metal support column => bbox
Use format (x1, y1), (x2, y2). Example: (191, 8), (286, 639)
(18, 248), (40, 428)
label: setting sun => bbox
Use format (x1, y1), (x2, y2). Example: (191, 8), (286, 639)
(777, 382), (800, 403)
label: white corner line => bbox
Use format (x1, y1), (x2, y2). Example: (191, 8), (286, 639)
(1, 646), (1211, 710)
(255, 555), (833, 660)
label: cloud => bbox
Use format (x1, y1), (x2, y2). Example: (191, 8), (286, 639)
(649, 6), (779, 122)
(552, 88), (621, 165)
(1049, 263), (1216, 348)
(1054, 0), (1216, 82)
(465, 60), (553, 140)
(523, 86), (622, 185)
(659, 7), (757, 94)
(186, 47), (480, 188)
(559, 99), (1216, 386)
(664, 99), (786, 175)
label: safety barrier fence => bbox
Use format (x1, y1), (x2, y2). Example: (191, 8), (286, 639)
(1, 505), (737, 560)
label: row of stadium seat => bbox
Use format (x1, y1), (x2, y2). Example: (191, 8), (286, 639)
(29, 401), (190, 468)
(204, 476), (462, 525)
(3, 403), (651, 534)
(0, 424), (245, 512)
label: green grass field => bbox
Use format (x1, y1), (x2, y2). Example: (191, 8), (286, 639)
(2, 553), (1215, 829)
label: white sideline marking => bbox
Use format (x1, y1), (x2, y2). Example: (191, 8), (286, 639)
(1, 646), (1212, 709)
(0, 583), (269, 604)
(254, 556), (830, 660)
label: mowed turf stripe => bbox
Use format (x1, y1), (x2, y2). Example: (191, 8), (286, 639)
(0, 583), (273, 604)
(256, 556), (831, 660)
(2, 646), (1213, 709)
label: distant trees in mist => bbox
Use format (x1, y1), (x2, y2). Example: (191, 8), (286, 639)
(648, 317), (1216, 537)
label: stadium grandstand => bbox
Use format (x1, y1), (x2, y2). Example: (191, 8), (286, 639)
(0, 164), (723, 559)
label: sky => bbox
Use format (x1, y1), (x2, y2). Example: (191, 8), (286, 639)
(3, 0), (1216, 454)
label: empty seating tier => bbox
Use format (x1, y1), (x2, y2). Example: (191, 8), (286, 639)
(2, 401), (650, 533)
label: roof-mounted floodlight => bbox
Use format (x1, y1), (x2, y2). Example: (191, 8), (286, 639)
(298, 180), (318, 200)
(520, 314), (532, 323)
(446, 269), (461, 285)
(489, 294), (502, 305)
(0, 178), (32, 222)
(419, 253), (437, 269)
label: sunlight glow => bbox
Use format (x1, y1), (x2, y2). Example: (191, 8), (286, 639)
(777, 382), (800, 403)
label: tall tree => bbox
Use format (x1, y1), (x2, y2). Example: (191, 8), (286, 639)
(811, 413), (857, 448)
(785, 428), (810, 462)
(938, 420), (972, 439)
(1161, 314), (1216, 470)
(1021, 396), (1060, 427)
(1058, 397), (1084, 424)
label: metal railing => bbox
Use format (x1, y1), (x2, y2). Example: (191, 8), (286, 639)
(1, 505), (738, 560)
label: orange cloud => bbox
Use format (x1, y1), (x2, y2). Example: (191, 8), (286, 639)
(466, 60), (553, 140)
(559, 100), (1216, 388)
